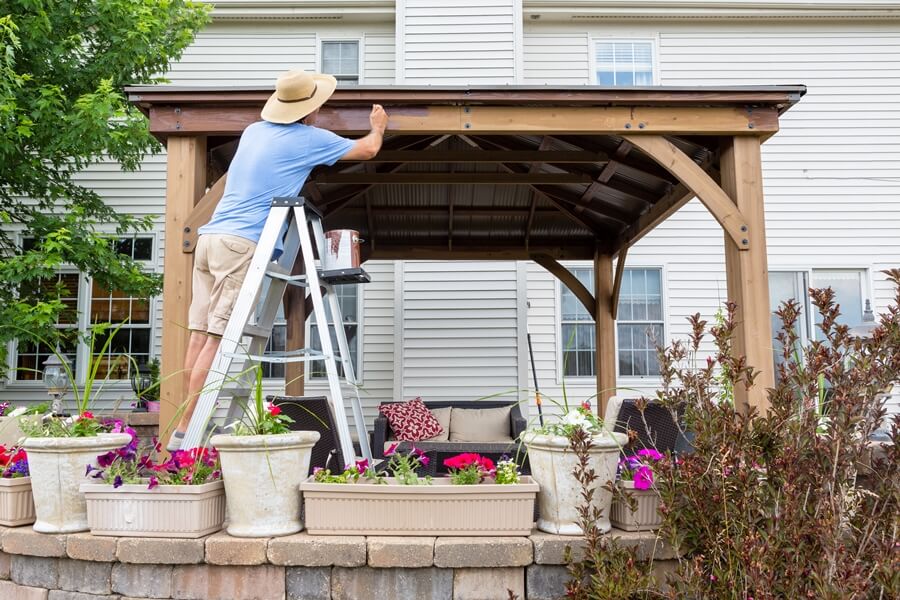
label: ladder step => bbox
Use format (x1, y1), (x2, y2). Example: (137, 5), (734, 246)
(242, 324), (271, 339)
(266, 265), (308, 287)
(225, 349), (329, 364)
(320, 267), (371, 285)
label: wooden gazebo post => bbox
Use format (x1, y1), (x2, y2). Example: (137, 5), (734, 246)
(159, 135), (206, 440)
(721, 136), (775, 414)
(594, 249), (616, 420)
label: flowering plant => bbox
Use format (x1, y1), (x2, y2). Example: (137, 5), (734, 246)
(493, 456), (521, 485)
(618, 448), (664, 490)
(536, 400), (605, 439)
(443, 453), (495, 485)
(383, 443), (431, 485)
(87, 426), (221, 489)
(313, 458), (383, 484)
(227, 366), (294, 436)
(0, 446), (29, 478)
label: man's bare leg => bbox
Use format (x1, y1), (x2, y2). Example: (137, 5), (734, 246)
(176, 332), (221, 433)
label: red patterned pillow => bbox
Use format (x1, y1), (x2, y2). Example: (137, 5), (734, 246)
(379, 398), (443, 442)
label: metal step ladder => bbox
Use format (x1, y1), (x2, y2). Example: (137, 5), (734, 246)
(180, 196), (372, 466)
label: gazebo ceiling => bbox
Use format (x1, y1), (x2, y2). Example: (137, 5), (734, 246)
(127, 85), (805, 260)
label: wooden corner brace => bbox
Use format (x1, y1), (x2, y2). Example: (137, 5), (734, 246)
(532, 254), (596, 319)
(182, 173), (227, 253)
(623, 135), (751, 251)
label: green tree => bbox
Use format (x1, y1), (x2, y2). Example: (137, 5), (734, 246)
(0, 1), (210, 372)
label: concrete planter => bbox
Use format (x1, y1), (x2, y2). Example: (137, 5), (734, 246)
(610, 480), (663, 532)
(523, 430), (627, 535)
(301, 476), (539, 536)
(212, 431), (320, 538)
(80, 479), (225, 538)
(0, 477), (36, 526)
(0, 416), (25, 447)
(22, 433), (133, 533)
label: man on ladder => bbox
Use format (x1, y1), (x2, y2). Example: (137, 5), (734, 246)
(168, 69), (388, 451)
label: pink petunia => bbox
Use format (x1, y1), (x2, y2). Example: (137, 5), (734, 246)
(633, 465), (654, 490)
(637, 448), (664, 461)
(384, 443), (399, 457)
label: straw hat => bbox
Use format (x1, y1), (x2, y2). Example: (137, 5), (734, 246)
(261, 69), (338, 124)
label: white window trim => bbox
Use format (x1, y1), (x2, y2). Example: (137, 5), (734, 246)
(590, 36), (660, 86)
(554, 262), (668, 386)
(304, 285), (365, 386)
(769, 266), (873, 342)
(317, 36), (364, 85)
(6, 232), (159, 389)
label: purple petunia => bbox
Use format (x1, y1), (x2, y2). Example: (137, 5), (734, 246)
(113, 475), (123, 489)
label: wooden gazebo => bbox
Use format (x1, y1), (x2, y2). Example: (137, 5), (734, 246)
(127, 85), (805, 432)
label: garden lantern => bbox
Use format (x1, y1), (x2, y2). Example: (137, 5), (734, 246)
(42, 351), (71, 415)
(130, 362), (152, 413)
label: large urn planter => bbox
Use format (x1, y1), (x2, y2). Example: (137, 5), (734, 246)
(523, 429), (628, 535)
(610, 480), (663, 532)
(23, 433), (133, 533)
(301, 477), (539, 536)
(0, 477), (36, 526)
(211, 431), (319, 538)
(81, 480), (225, 538)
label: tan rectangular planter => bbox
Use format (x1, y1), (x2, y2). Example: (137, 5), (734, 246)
(610, 481), (662, 532)
(80, 480), (225, 538)
(0, 477), (36, 526)
(301, 476), (539, 536)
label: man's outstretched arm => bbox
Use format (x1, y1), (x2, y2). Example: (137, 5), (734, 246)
(342, 104), (388, 160)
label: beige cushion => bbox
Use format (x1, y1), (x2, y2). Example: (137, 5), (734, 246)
(449, 406), (511, 442)
(423, 407), (452, 442)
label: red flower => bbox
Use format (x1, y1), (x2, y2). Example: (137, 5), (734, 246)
(444, 453), (493, 472)
(268, 405), (282, 416)
(581, 401), (591, 411)
(81, 411), (94, 420)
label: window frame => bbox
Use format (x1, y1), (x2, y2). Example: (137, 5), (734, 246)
(769, 267), (873, 344)
(259, 283), (365, 385)
(318, 37), (363, 86)
(6, 233), (158, 388)
(306, 283), (364, 383)
(555, 262), (667, 385)
(590, 37), (660, 87)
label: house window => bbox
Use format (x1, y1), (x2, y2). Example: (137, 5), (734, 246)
(310, 284), (360, 379)
(14, 273), (81, 381)
(12, 236), (155, 382)
(595, 40), (654, 86)
(262, 284), (360, 381)
(560, 267), (664, 379)
(769, 269), (869, 366)
(322, 41), (359, 86)
(560, 269), (595, 378)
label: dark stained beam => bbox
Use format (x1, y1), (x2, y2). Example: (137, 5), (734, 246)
(313, 172), (594, 185)
(367, 244), (599, 261)
(338, 150), (610, 163)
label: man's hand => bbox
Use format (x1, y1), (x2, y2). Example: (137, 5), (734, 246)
(342, 104), (389, 160)
(370, 104), (388, 133)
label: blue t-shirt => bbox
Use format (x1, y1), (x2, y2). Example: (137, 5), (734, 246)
(199, 121), (355, 248)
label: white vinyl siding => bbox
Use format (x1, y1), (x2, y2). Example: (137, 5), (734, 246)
(400, 262), (520, 402)
(165, 32), (317, 85)
(364, 33), (396, 84)
(523, 33), (591, 85)
(399, 0), (519, 84)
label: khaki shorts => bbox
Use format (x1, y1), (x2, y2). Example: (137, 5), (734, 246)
(188, 234), (257, 336)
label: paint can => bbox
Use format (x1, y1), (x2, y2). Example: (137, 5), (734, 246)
(323, 230), (361, 270)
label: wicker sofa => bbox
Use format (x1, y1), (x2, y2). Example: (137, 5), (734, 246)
(373, 400), (527, 473)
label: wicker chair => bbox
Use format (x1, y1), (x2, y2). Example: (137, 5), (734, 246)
(611, 398), (692, 455)
(269, 395), (346, 474)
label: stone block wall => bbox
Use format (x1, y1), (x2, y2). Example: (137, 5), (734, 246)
(0, 526), (677, 599)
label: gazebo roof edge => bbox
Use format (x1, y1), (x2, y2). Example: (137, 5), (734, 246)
(127, 84), (806, 114)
